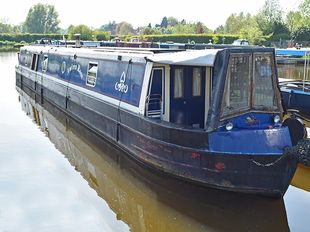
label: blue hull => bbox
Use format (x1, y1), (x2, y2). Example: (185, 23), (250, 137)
(281, 82), (310, 115)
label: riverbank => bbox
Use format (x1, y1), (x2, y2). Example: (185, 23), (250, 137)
(0, 40), (26, 52)
(0, 46), (20, 52)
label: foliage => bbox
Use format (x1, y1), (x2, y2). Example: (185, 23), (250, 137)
(65, 24), (104, 41)
(94, 31), (111, 41)
(141, 34), (239, 44)
(4, 1), (310, 47)
(0, 33), (62, 43)
(0, 23), (13, 33)
(168, 23), (196, 34)
(99, 21), (117, 35)
(256, 0), (284, 35)
(212, 35), (219, 44)
(0, 40), (16, 46)
(240, 26), (267, 45)
(67, 24), (94, 40)
(167, 17), (178, 27)
(286, 11), (303, 37)
(139, 26), (162, 35)
(116, 22), (134, 35)
(24, 3), (60, 33)
(0, 39), (27, 52)
(195, 22), (205, 34)
(214, 25), (224, 34)
(223, 12), (252, 34)
(160, 17), (168, 28)
(292, 26), (310, 41)
(218, 12), (266, 45)
(299, 0), (310, 22)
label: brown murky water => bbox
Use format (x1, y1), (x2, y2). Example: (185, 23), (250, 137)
(1, 52), (310, 231)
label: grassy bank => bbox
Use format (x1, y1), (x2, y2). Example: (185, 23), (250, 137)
(0, 40), (27, 52)
(0, 46), (20, 52)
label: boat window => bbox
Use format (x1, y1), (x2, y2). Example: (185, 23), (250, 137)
(222, 54), (251, 117)
(174, 68), (184, 98)
(31, 54), (38, 71)
(25, 51), (31, 67)
(86, 62), (98, 87)
(42, 55), (48, 72)
(193, 68), (202, 96)
(22, 52), (27, 66)
(61, 61), (66, 74)
(253, 54), (278, 110)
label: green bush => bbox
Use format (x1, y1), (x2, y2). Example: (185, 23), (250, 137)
(0, 40), (15, 46)
(0, 33), (62, 43)
(95, 31), (111, 41)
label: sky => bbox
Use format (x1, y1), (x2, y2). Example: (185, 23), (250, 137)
(0, 0), (303, 30)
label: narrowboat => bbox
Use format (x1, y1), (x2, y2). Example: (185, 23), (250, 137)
(15, 44), (310, 197)
(276, 48), (310, 115)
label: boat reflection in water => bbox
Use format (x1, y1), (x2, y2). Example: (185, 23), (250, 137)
(17, 85), (290, 232)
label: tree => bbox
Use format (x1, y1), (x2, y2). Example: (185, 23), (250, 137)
(68, 24), (94, 40)
(160, 17), (168, 28)
(94, 31), (111, 41)
(24, 3), (60, 33)
(99, 21), (117, 35)
(223, 12), (252, 34)
(45, 5), (60, 33)
(240, 27), (267, 45)
(140, 26), (161, 35)
(256, 0), (284, 35)
(167, 17), (178, 27)
(299, 0), (310, 20)
(214, 25), (225, 34)
(296, 0), (310, 27)
(170, 23), (196, 34)
(116, 22), (134, 35)
(0, 23), (12, 33)
(286, 11), (303, 36)
(195, 22), (205, 34)
(292, 26), (310, 42)
(285, 0), (310, 41)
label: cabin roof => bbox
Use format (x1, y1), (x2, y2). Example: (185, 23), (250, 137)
(22, 45), (222, 66)
(22, 45), (150, 64)
(147, 49), (221, 67)
(22, 45), (272, 67)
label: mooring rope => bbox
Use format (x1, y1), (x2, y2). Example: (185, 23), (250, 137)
(116, 59), (132, 141)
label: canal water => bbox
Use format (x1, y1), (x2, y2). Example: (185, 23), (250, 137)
(278, 62), (310, 80)
(1, 52), (310, 232)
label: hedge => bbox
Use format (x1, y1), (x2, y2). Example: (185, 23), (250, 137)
(0, 33), (62, 43)
(139, 34), (240, 44)
(0, 32), (239, 45)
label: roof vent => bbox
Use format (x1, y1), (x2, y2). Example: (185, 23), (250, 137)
(74, 33), (81, 48)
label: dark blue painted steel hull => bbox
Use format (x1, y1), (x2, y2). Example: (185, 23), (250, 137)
(16, 72), (298, 197)
(281, 87), (310, 116)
